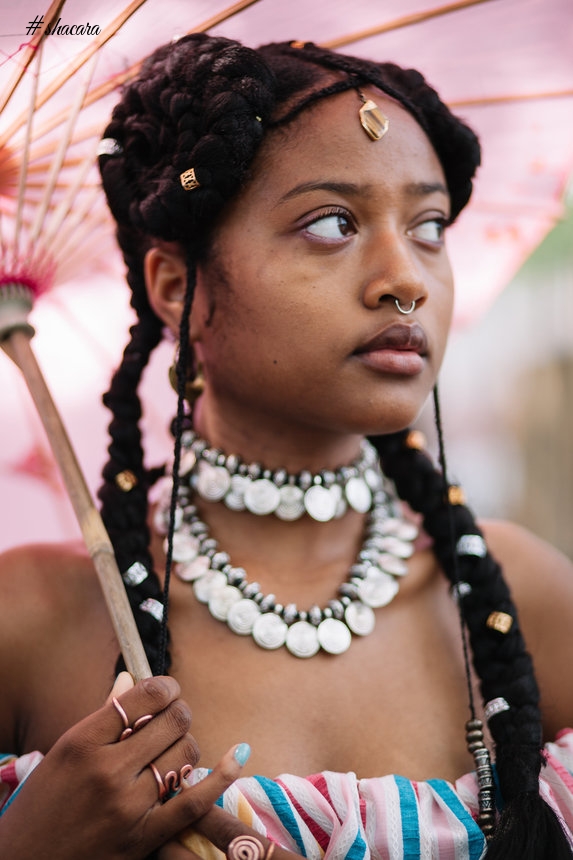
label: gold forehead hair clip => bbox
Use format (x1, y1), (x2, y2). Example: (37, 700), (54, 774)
(357, 90), (389, 141)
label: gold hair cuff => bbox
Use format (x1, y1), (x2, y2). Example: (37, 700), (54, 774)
(486, 611), (513, 634)
(180, 167), (200, 191)
(358, 91), (389, 141)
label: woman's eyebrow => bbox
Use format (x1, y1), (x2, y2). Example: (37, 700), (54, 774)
(275, 179), (449, 207)
(405, 181), (449, 198)
(276, 180), (367, 205)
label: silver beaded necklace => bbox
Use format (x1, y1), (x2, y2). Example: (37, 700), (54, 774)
(153, 434), (418, 658)
(182, 432), (382, 522)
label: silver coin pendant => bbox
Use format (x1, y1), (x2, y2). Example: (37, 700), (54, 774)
(304, 485), (337, 522)
(286, 620), (320, 658)
(252, 613), (288, 650)
(317, 618), (352, 654)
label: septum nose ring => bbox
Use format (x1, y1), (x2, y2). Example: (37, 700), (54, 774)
(395, 299), (416, 315)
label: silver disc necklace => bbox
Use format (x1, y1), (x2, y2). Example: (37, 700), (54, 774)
(153, 438), (418, 658)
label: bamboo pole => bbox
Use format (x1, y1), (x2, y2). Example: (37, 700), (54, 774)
(0, 327), (152, 681)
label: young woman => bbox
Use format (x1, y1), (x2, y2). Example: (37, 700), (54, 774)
(1, 34), (573, 859)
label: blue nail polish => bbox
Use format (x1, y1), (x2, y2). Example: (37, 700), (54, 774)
(234, 743), (251, 766)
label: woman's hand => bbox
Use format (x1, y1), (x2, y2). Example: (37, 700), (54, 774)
(0, 674), (249, 859)
(158, 805), (304, 860)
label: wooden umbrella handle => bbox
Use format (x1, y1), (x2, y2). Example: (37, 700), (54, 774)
(2, 328), (152, 681)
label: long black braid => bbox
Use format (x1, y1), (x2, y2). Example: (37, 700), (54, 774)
(98, 33), (571, 856)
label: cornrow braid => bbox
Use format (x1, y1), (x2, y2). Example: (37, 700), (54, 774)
(97, 229), (166, 675)
(98, 34), (279, 677)
(370, 427), (572, 857)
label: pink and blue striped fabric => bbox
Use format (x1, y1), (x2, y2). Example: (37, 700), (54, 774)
(3, 731), (573, 858)
(181, 729), (573, 858)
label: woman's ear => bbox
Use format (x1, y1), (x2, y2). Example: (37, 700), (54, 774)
(144, 245), (188, 335)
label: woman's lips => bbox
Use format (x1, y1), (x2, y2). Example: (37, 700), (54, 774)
(353, 323), (428, 376)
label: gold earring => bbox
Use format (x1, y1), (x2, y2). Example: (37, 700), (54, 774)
(168, 346), (205, 406)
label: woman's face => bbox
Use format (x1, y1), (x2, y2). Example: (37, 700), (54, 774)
(190, 88), (454, 452)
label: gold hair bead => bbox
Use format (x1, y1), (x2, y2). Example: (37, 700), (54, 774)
(486, 611), (513, 634)
(180, 167), (200, 191)
(404, 430), (426, 450)
(115, 470), (138, 492)
(289, 40), (306, 49)
(447, 485), (466, 506)
(357, 91), (389, 141)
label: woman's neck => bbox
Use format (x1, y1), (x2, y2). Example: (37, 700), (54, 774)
(192, 396), (366, 474)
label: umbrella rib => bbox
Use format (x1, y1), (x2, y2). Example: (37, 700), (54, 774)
(196, 0), (262, 32)
(449, 87), (573, 107)
(0, 0), (149, 150)
(29, 56), (98, 245)
(2, 0), (264, 150)
(48, 185), (108, 262)
(42, 141), (101, 250)
(13, 43), (43, 264)
(322, 0), (496, 49)
(0, 0), (66, 116)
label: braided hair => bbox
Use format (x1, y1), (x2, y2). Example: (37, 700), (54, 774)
(97, 34), (571, 857)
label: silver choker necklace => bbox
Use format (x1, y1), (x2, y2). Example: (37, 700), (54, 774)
(178, 431), (382, 522)
(153, 441), (418, 658)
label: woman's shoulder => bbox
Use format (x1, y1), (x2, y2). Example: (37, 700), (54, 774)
(480, 518), (573, 735)
(0, 540), (98, 614)
(0, 541), (103, 661)
(0, 542), (117, 750)
(480, 518), (573, 598)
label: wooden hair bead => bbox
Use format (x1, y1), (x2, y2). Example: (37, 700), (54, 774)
(115, 470), (138, 491)
(447, 485), (466, 505)
(404, 430), (426, 450)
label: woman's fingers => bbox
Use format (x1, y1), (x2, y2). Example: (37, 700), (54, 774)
(158, 840), (204, 860)
(106, 670), (136, 701)
(145, 744), (251, 840)
(194, 807), (302, 860)
(84, 675), (182, 747)
(147, 744), (303, 858)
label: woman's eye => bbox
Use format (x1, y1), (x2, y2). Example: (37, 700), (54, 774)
(407, 219), (446, 245)
(304, 212), (354, 240)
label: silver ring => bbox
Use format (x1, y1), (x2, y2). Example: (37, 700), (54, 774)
(395, 299), (416, 315)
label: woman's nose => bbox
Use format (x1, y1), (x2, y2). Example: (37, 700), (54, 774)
(361, 232), (428, 312)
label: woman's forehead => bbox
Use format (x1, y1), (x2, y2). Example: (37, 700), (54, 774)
(250, 89), (447, 200)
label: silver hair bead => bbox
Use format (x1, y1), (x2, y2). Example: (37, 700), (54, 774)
(485, 697), (510, 720)
(139, 598), (164, 623)
(123, 561), (148, 587)
(97, 137), (123, 156)
(457, 534), (487, 557)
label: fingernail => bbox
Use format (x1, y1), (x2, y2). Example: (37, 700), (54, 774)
(233, 743), (251, 766)
(111, 671), (135, 695)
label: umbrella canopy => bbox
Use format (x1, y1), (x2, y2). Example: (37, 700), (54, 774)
(1, 0), (572, 551)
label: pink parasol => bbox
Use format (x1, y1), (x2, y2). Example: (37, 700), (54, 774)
(1, 0), (572, 557)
